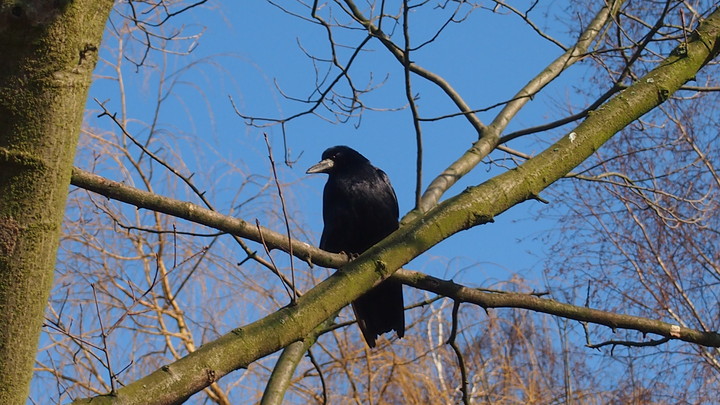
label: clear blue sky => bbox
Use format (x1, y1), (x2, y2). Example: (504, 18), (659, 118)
(85, 1), (586, 292)
(30, 2), (717, 402)
(46, 1), (710, 402)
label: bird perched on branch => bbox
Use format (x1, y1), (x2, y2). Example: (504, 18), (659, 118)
(307, 145), (405, 348)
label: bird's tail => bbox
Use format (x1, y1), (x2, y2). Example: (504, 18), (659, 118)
(351, 279), (405, 348)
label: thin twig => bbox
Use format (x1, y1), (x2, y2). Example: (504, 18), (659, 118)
(402, 0), (424, 208)
(447, 300), (469, 405)
(307, 349), (328, 405)
(93, 98), (286, 278)
(587, 336), (672, 351)
(256, 219), (294, 301)
(91, 284), (116, 393)
(264, 133), (297, 303)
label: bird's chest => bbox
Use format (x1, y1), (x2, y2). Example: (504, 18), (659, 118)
(325, 178), (381, 217)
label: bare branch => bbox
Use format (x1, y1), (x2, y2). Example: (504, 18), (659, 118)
(446, 301), (469, 405)
(414, 0), (625, 214)
(69, 167), (347, 269)
(393, 269), (720, 347)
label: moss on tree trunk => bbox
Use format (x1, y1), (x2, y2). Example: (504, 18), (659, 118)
(0, 2), (113, 403)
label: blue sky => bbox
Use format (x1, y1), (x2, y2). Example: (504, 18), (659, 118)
(46, 1), (720, 402)
(29, 1), (719, 402)
(84, 1), (591, 291)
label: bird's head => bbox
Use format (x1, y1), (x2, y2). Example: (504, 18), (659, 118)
(306, 145), (370, 175)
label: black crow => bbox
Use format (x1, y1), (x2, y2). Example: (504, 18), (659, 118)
(307, 145), (405, 348)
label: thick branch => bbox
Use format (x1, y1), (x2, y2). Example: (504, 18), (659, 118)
(70, 168), (347, 270)
(260, 316), (336, 405)
(394, 270), (720, 347)
(0, 2), (114, 403)
(75, 169), (718, 350)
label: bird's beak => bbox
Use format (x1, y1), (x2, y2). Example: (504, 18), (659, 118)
(306, 158), (334, 174)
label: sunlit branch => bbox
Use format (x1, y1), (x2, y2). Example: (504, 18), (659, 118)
(69, 167), (348, 270)
(260, 316), (336, 405)
(414, 0), (625, 214)
(393, 270), (720, 347)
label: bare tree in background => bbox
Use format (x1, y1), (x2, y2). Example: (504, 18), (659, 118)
(545, 94), (720, 402)
(0, 0), (716, 404)
(536, 3), (720, 402)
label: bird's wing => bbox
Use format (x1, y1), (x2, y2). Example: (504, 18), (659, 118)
(376, 167), (399, 224)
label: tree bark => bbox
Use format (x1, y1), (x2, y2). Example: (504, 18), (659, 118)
(0, 2), (113, 403)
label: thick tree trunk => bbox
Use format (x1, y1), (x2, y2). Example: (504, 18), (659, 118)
(0, 2), (113, 403)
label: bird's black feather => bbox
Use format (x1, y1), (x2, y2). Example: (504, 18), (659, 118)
(307, 145), (405, 348)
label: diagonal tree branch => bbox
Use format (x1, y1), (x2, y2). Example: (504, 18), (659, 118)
(260, 315), (337, 405)
(70, 166), (720, 348)
(70, 168), (348, 270)
(413, 0), (626, 216)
